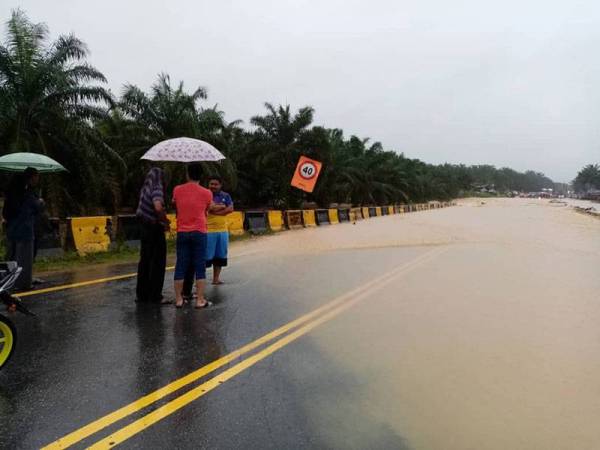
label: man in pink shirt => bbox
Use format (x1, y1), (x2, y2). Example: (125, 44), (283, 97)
(172, 164), (213, 308)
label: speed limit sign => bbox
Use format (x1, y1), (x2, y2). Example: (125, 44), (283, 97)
(291, 156), (322, 193)
(298, 161), (318, 180)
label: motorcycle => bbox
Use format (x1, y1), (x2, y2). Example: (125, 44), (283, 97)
(0, 262), (34, 370)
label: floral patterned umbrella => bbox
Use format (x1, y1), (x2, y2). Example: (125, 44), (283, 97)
(141, 137), (226, 162)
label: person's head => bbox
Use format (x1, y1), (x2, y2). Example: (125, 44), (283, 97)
(24, 167), (39, 188)
(208, 176), (223, 193)
(187, 164), (202, 182)
(144, 167), (164, 193)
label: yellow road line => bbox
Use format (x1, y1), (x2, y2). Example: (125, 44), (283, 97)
(42, 248), (445, 449)
(21, 250), (260, 298)
(88, 247), (447, 449)
(18, 267), (175, 298)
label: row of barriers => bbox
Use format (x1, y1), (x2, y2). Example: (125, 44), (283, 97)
(35, 201), (454, 256)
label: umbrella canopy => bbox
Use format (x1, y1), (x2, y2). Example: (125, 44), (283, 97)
(141, 137), (226, 162)
(0, 152), (67, 173)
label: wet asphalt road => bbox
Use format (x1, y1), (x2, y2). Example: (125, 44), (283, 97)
(0, 241), (432, 449)
(2, 201), (600, 450)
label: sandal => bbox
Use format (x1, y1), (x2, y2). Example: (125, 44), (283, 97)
(194, 300), (211, 309)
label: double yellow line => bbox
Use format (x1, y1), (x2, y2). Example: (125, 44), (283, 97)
(43, 247), (447, 449)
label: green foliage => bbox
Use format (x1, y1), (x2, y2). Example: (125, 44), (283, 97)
(1, 10), (559, 215)
(0, 9), (124, 215)
(573, 164), (600, 193)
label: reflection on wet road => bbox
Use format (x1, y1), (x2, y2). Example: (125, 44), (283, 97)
(1, 199), (600, 450)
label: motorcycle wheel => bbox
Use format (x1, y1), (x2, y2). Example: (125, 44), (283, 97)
(0, 314), (16, 369)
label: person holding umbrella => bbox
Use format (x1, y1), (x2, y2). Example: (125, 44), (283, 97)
(140, 137), (227, 308)
(0, 153), (66, 290)
(172, 164), (212, 308)
(2, 167), (43, 291)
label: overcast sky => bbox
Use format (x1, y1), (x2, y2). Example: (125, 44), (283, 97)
(2, 1), (600, 182)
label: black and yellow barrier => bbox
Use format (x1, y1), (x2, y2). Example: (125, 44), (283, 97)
(285, 210), (304, 229)
(380, 206), (388, 216)
(350, 208), (363, 221)
(328, 209), (340, 224)
(115, 215), (141, 247)
(267, 210), (284, 232)
(245, 211), (268, 234)
(368, 207), (377, 218)
(315, 209), (330, 225)
(361, 207), (370, 219)
(36, 217), (64, 257)
(70, 216), (111, 255)
(227, 212), (245, 236)
(337, 208), (350, 222)
(302, 210), (317, 227)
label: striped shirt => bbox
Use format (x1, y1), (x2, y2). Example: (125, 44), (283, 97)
(136, 168), (165, 224)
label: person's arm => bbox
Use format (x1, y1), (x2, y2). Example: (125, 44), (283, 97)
(154, 199), (169, 226)
(212, 195), (234, 215)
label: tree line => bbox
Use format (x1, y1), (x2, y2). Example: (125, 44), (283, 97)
(573, 164), (600, 194)
(1, 10), (558, 216)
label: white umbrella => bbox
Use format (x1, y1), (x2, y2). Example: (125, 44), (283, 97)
(141, 137), (225, 162)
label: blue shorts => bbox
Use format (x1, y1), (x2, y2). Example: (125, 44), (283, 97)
(174, 231), (207, 280)
(206, 232), (228, 267)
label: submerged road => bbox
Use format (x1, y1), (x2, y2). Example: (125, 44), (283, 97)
(1, 199), (599, 450)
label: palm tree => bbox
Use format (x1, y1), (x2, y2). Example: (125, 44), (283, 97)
(113, 74), (238, 204)
(0, 9), (122, 214)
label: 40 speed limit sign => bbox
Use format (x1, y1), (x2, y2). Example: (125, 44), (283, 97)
(291, 155), (323, 193)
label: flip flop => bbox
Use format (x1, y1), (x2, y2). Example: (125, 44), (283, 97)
(211, 281), (224, 285)
(194, 300), (212, 309)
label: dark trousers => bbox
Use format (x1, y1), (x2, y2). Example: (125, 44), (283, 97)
(6, 239), (34, 291)
(136, 222), (167, 303)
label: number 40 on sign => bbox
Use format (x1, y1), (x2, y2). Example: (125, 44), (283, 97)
(291, 156), (323, 193)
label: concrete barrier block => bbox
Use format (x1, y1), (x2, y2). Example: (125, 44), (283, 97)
(349, 208), (363, 221)
(267, 210), (284, 231)
(328, 209), (340, 224)
(315, 209), (330, 225)
(285, 210), (304, 229)
(227, 211), (245, 236)
(303, 210), (317, 227)
(70, 216), (111, 255)
(116, 214), (141, 248)
(368, 207), (377, 218)
(166, 214), (177, 239)
(36, 217), (64, 257)
(245, 211), (268, 234)
(361, 207), (370, 219)
(337, 208), (350, 222)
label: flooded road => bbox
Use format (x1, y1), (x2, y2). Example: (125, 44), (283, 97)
(1, 198), (599, 449)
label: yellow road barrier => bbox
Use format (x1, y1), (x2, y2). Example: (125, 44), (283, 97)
(361, 207), (369, 219)
(349, 208), (362, 221)
(70, 217), (111, 255)
(375, 207), (382, 216)
(302, 210), (317, 227)
(387, 206), (394, 215)
(226, 211), (245, 236)
(267, 210), (284, 231)
(328, 209), (339, 224)
(165, 214), (177, 239)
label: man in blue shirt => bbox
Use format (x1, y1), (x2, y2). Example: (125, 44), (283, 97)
(205, 177), (233, 285)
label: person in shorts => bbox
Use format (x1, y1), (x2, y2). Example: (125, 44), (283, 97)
(172, 164), (212, 309)
(205, 176), (233, 285)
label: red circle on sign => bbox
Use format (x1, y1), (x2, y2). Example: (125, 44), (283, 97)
(299, 161), (317, 180)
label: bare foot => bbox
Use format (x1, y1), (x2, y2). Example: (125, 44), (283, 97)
(194, 298), (209, 309)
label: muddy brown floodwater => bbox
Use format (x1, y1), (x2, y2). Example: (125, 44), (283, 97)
(237, 198), (600, 450)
